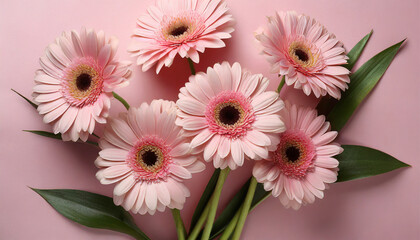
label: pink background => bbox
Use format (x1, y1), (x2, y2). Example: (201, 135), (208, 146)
(1, 0), (419, 239)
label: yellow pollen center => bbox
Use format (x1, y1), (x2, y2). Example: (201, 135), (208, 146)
(289, 42), (318, 68)
(136, 145), (165, 172)
(214, 101), (245, 128)
(68, 64), (98, 99)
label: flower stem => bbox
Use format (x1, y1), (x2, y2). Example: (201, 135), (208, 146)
(187, 196), (212, 240)
(171, 209), (187, 240)
(277, 75), (285, 93)
(201, 168), (230, 240)
(112, 92), (130, 110)
(219, 205), (241, 240)
(231, 177), (258, 240)
(187, 58), (196, 75)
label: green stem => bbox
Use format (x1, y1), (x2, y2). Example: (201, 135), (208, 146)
(231, 177), (258, 240)
(92, 132), (100, 139)
(201, 168), (230, 240)
(276, 75), (285, 93)
(219, 206), (241, 240)
(172, 209), (187, 240)
(187, 58), (196, 75)
(187, 197), (212, 240)
(113, 92), (130, 110)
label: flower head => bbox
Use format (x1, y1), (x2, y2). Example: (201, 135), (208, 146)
(33, 27), (131, 142)
(255, 11), (350, 99)
(253, 102), (342, 210)
(177, 62), (285, 170)
(95, 100), (205, 215)
(128, 0), (234, 73)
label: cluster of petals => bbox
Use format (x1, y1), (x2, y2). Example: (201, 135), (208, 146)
(253, 102), (342, 210)
(128, 0), (234, 73)
(95, 100), (205, 214)
(176, 62), (285, 170)
(255, 11), (350, 99)
(33, 27), (131, 142)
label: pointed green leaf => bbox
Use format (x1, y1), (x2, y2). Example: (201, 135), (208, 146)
(24, 130), (98, 147)
(12, 89), (38, 109)
(189, 168), (221, 233)
(336, 145), (410, 182)
(24, 130), (62, 139)
(32, 189), (150, 240)
(346, 30), (373, 71)
(328, 39), (405, 131)
(113, 92), (130, 110)
(317, 31), (373, 115)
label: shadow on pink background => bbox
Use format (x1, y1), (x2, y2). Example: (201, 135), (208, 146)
(0, 0), (419, 239)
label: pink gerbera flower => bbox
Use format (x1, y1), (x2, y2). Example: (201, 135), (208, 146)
(255, 11), (350, 99)
(128, 0), (234, 73)
(33, 27), (131, 142)
(95, 100), (205, 215)
(253, 102), (342, 210)
(176, 62), (285, 170)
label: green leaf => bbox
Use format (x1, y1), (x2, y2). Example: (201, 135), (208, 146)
(328, 39), (405, 131)
(250, 183), (271, 211)
(189, 168), (221, 233)
(317, 31), (373, 115)
(24, 130), (99, 147)
(24, 130), (62, 139)
(12, 89), (38, 109)
(336, 145), (410, 182)
(346, 30), (373, 71)
(113, 92), (130, 110)
(32, 188), (150, 240)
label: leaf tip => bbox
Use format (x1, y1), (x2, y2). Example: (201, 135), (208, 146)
(29, 186), (41, 194)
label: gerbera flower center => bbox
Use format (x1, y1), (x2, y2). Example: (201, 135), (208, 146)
(169, 25), (189, 37)
(76, 73), (92, 91)
(163, 18), (194, 41)
(294, 49), (309, 63)
(136, 145), (165, 172)
(274, 130), (316, 179)
(205, 91), (256, 139)
(61, 58), (104, 107)
(289, 41), (314, 67)
(215, 102), (244, 127)
(285, 145), (301, 162)
(160, 12), (205, 45)
(127, 135), (172, 182)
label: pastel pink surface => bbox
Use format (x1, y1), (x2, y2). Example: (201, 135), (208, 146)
(0, 0), (419, 239)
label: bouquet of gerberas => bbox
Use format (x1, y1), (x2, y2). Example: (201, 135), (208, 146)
(12, 0), (410, 239)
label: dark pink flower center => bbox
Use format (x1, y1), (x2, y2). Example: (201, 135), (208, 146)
(205, 91), (255, 139)
(273, 130), (316, 179)
(126, 135), (172, 182)
(283, 37), (326, 76)
(61, 57), (104, 107)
